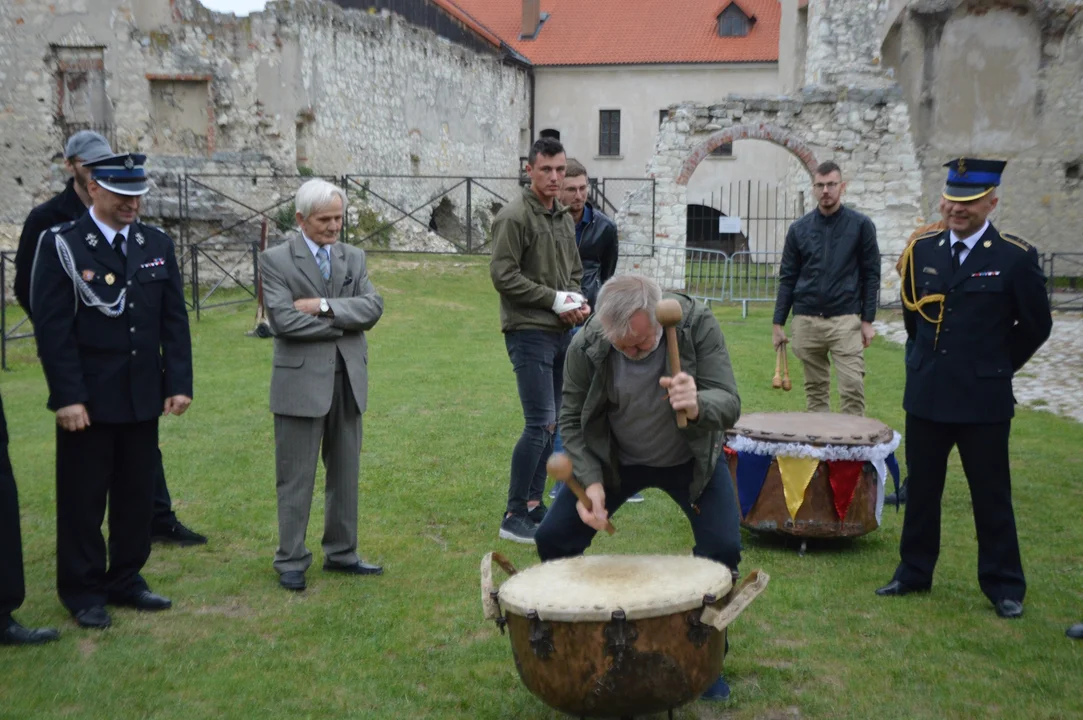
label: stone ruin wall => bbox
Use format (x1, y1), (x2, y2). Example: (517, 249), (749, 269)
(0, 0), (531, 281)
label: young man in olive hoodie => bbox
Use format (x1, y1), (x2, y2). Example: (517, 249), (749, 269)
(490, 138), (588, 544)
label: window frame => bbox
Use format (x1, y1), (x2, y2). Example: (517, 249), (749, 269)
(598, 109), (621, 157)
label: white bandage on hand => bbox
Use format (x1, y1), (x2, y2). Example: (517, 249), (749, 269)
(552, 291), (586, 315)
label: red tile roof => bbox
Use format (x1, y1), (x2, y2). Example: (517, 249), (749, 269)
(438, 0), (780, 66)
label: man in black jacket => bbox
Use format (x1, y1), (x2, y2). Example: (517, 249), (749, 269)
(876, 158), (1052, 619)
(16, 131), (207, 548)
(772, 161), (880, 416)
(551, 160), (637, 501)
(560, 159), (618, 310)
(0, 389), (60, 646)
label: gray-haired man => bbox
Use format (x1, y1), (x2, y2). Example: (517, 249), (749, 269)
(259, 179), (385, 592)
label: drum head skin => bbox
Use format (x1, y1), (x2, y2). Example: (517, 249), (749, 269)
(728, 412), (894, 446)
(498, 555), (733, 622)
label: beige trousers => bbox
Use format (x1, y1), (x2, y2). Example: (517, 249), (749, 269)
(790, 314), (866, 416)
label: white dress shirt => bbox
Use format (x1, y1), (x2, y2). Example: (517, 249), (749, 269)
(948, 220), (989, 266)
(90, 206), (130, 256)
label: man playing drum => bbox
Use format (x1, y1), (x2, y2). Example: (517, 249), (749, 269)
(535, 273), (742, 701)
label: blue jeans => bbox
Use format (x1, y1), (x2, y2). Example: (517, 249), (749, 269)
(535, 458), (743, 571)
(504, 330), (571, 515)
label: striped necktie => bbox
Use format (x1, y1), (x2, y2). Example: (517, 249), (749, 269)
(316, 246), (330, 281)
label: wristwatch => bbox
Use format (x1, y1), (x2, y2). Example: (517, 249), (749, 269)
(319, 298), (330, 315)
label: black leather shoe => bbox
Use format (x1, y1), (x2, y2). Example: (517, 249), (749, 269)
(1067, 622), (1083, 639)
(875, 580), (930, 597)
(994, 599), (1023, 619)
(152, 522), (208, 547)
(885, 478), (908, 506)
(279, 571), (306, 591)
(74, 606), (112, 629)
(113, 590), (172, 611)
(323, 561), (383, 576)
(0, 620), (60, 646)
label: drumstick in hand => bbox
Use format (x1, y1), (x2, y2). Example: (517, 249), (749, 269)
(655, 298), (687, 428)
(546, 453), (615, 535)
(773, 346), (783, 389)
(781, 343), (792, 392)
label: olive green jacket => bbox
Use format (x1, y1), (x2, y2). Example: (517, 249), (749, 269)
(559, 293), (741, 502)
(490, 187), (582, 333)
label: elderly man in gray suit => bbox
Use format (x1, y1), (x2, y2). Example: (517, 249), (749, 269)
(260, 178), (385, 591)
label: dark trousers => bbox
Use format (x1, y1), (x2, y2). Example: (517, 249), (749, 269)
(151, 448), (178, 529)
(894, 414), (1025, 603)
(504, 329), (570, 515)
(56, 420), (159, 612)
(536, 459), (743, 572)
(0, 392), (26, 623)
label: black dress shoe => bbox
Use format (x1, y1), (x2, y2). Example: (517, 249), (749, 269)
(994, 599), (1023, 619)
(113, 590), (172, 611)
(0, 620), (60, 646)
(279, 571), (306, 591)
(885, 477), (908, 506)
(875, 579), (930, 597)
(152, 521), (208, 547)
(74, 606), (112, 629)
(323, 560), (383, 576)
(1067, 622), (1083, 639)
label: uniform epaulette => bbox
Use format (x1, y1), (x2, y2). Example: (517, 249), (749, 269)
(1000, 231), (1034, 252)
(912, 226), (946, 244)
(50, 220), (78, 234)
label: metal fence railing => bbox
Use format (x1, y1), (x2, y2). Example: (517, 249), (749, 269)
(1, 251), (33, 371)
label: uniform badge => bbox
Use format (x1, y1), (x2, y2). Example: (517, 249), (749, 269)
(134, 232), (145, 247)
(86, 233), (98, 248)
(957, 158), (967, 175)
(81, 269), (96, 282)
(105, 273), (116, 286)
(938, 239), (945, 247)
(983, 240), (992, 248)
(124, 156), (135, 170)
(922, 266), (938, 275)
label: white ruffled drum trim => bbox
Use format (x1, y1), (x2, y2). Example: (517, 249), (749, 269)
(726, 431), (902, 524)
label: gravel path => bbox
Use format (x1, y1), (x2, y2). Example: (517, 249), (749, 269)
(873, 315), (1083, 424)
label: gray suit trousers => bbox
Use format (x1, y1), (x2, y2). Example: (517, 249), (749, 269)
(273, 368), (363, 574)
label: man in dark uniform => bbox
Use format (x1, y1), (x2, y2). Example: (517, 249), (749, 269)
(31, 152), (194, 629)
(876, 158), (1052, 619)
(17, 132), (206, 548)
(0, 390), (60, 646)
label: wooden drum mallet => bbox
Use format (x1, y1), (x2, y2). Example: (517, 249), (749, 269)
(655, 298), (688, 428)
(546, 453), (615, 535)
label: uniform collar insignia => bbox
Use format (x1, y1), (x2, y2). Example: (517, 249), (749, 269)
(135, 232), (145, 247)
(85, 233), (98, 248)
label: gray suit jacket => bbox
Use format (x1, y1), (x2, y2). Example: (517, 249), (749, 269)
(260, 233), (384, 418)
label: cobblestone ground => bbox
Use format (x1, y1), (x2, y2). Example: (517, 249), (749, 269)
(873, 314), (1083, 424)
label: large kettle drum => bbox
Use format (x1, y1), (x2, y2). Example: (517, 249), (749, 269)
(481, 553), (769, 718)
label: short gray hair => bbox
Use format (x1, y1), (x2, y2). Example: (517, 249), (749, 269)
(596, 274), (662, 342)
(295, 179), (347, 219)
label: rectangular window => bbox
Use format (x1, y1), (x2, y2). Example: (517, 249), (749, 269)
(659, 109), (669, 127)
(711, 142), (734, 157)
(599, 110), (620, 156)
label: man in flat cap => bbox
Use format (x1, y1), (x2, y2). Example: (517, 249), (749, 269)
(877, 158), (1052, 619)
(17, 132), (207, 549)
(31, 152), (193, 629)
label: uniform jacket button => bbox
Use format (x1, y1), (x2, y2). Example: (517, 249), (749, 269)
(940, 349), (947, 355)
(131, 350), (137, 356)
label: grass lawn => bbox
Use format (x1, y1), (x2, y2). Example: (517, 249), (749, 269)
(1, 253), (1081, 720)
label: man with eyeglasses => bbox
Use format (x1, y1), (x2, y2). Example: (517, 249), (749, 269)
(772, 161), (880, 416)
